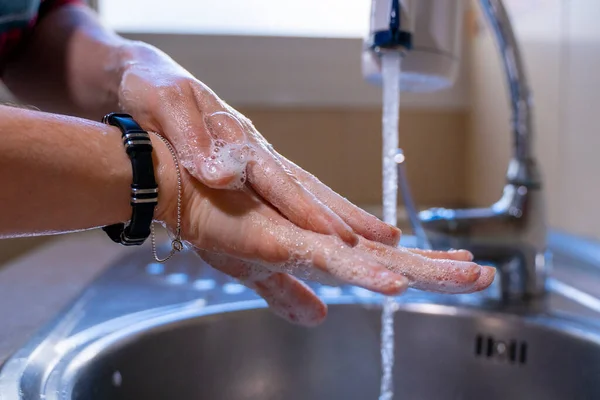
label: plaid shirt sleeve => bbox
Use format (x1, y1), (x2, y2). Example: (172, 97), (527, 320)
(0, 0), (86, 72)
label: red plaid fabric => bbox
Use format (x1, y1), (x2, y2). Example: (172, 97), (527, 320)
(0, 0), (84, 69)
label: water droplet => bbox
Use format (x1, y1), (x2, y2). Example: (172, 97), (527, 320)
(193, 279), (216, 291)
(112, 371), (122, 387)
(352, 286), (375, 298)
(165, 273), (188, 285)
(223, 282), (246, 294)
(146, 263), (164, 275)
(319, 286), (342, 297)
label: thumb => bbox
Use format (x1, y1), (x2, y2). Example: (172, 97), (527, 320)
(159, 104), (250, 190)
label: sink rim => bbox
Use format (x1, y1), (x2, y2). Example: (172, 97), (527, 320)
(46, 297), (600, 399)
(4, 295), (600, 400)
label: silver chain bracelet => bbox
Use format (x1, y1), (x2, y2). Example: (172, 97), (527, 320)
(149, 132), (183, 263)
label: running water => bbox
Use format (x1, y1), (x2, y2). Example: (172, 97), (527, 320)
(379, 51), (402, 400)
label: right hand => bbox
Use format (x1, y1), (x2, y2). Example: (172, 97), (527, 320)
(153, 138), (496, 327)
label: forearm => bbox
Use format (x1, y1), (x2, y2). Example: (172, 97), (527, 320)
(2, 4), (154, 117)
(1, 105), (138, 237)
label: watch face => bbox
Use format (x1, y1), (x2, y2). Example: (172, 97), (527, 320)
(0, 0), (40, 33)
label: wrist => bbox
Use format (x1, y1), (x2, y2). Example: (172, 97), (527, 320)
(116, 40), (167, 66)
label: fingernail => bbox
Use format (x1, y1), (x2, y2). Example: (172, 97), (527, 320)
(480, 265), (496, 282)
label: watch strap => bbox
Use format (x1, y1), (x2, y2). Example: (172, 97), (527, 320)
(101, 113), (158, 246)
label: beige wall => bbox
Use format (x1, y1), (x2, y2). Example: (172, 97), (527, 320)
(466, 1), (600, 238)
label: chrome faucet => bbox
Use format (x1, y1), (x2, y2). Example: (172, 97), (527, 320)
(363, 0), (549, 302)
(418, 0), (548, 303)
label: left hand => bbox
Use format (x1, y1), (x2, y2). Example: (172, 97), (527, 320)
(115, 42), (401, 249)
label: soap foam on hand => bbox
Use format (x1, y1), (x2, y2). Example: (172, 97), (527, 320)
(255, 221), (408, 296)
(179, 111), (257, 190)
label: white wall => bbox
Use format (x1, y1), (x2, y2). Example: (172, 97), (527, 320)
(100, 0), (372, 38)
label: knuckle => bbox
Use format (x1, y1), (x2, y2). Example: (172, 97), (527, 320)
(153, 77), (195, 102)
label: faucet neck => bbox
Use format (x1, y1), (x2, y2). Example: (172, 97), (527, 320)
(506, 158), (542, 188)
(480, 0), (535, 161)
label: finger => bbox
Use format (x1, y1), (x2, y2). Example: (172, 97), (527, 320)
(356, 238), (490, 294)
(246, 146), (358, 246)
(277, 230), (409, 295)
(277, 156), (402, 246)
(407, 248), (474, 262)
(252, 271), (328, 327)
(197, 251), (327, 326)
(405, 249), (496, 292)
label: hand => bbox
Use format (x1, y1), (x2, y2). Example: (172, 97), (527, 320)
(116, 42), (399, 247)
(153, 138), (496, 327)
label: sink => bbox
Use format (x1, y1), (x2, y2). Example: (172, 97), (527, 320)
(3, 232), (600, 400)
(67, 302), (600, 400)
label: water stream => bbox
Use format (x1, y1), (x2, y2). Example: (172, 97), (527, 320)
(378, 51), (402, 400)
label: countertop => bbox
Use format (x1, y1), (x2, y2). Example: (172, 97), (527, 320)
(0, 230), (138, 364)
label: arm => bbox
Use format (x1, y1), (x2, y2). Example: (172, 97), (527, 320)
(3, 3), (132, 117)
(0, 105), (173, 237)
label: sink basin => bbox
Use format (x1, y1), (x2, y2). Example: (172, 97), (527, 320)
(4, 232), (600, 400)
(65, 302), (600, 400)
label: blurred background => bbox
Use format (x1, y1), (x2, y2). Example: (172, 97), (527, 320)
(1, 0), (596, 264)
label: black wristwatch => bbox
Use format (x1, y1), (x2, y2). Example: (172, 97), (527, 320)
(102, 113), (158, 246)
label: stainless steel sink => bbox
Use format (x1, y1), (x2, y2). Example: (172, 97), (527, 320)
(68, 303), (600, 400)
(3, 232), (600, 400)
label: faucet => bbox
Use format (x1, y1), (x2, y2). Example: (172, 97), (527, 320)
(363, 0), (549, 302)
